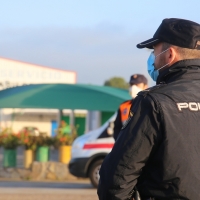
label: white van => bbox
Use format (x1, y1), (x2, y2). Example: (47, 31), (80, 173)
(68, 114), (116, 187)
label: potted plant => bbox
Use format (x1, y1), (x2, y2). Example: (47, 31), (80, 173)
(0, 128), (21, 167)
(54, 124), (77, 164)
(19, 129), (37, 168)
(35, 135), (53, 162)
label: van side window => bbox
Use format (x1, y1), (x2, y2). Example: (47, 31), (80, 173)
(98, 122), (114, 138)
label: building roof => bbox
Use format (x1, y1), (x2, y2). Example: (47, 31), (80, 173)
(0, 56), (76, 74)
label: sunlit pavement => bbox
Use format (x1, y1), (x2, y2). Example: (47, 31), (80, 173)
(0, 180), (98, 200)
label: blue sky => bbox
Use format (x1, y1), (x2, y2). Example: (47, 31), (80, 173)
(0, 0), (200, 86)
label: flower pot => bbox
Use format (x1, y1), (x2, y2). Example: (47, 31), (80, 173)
(36, 146), (49, 162)
(24, 149), (34, 168)
(3, 148), (17, 167)
(59, 145), (71, 164)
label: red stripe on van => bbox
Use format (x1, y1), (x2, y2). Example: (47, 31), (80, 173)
(83, 143), (114, 149)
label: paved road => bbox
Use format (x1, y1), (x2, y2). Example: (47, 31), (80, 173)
(0, 180), (98, 200)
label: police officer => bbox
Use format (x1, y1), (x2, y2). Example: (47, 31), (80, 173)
(113, 74), (148, 141)
(98, 18), (200, 200)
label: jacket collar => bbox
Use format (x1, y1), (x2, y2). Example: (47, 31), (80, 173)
(156, 59), (200, 84)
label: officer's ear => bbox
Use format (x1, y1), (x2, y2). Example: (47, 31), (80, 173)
(168, 47), (179, 66)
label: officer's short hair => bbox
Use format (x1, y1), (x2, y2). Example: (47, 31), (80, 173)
(162, 42), (200, 59)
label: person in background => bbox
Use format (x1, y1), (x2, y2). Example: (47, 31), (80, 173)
(60, 120), (71, 135)
(113, 74), (148, 140)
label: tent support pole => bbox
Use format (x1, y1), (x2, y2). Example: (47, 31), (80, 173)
(70, 110), (75, 127)
(58, 109), (63, 127)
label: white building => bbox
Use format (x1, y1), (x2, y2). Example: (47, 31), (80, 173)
(0, 57), (76, 89)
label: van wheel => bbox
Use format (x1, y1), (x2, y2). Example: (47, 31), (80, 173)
(89, 159), (103, 188)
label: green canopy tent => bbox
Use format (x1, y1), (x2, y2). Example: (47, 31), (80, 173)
(0, 84), (131, 135)
(0, 83), (131, 111)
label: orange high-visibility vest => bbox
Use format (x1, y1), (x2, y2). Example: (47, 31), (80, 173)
(119, 100), (132, 125)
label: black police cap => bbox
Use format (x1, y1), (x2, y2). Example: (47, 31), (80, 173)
(137, 18), (200, 50)
(129, 74), (148, 85)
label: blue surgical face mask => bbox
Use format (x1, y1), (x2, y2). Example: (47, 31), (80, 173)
(147, 48), (170, 82)
(147, 52), (158, 81)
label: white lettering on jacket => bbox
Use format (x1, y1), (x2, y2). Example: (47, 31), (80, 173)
(177, 102), (200, 111)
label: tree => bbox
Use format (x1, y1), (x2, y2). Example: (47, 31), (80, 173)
(104, 77), (129, 89)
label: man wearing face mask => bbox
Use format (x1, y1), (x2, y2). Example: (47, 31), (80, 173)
(98, 18), (200, 200)
(113, 74), (148, 141)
